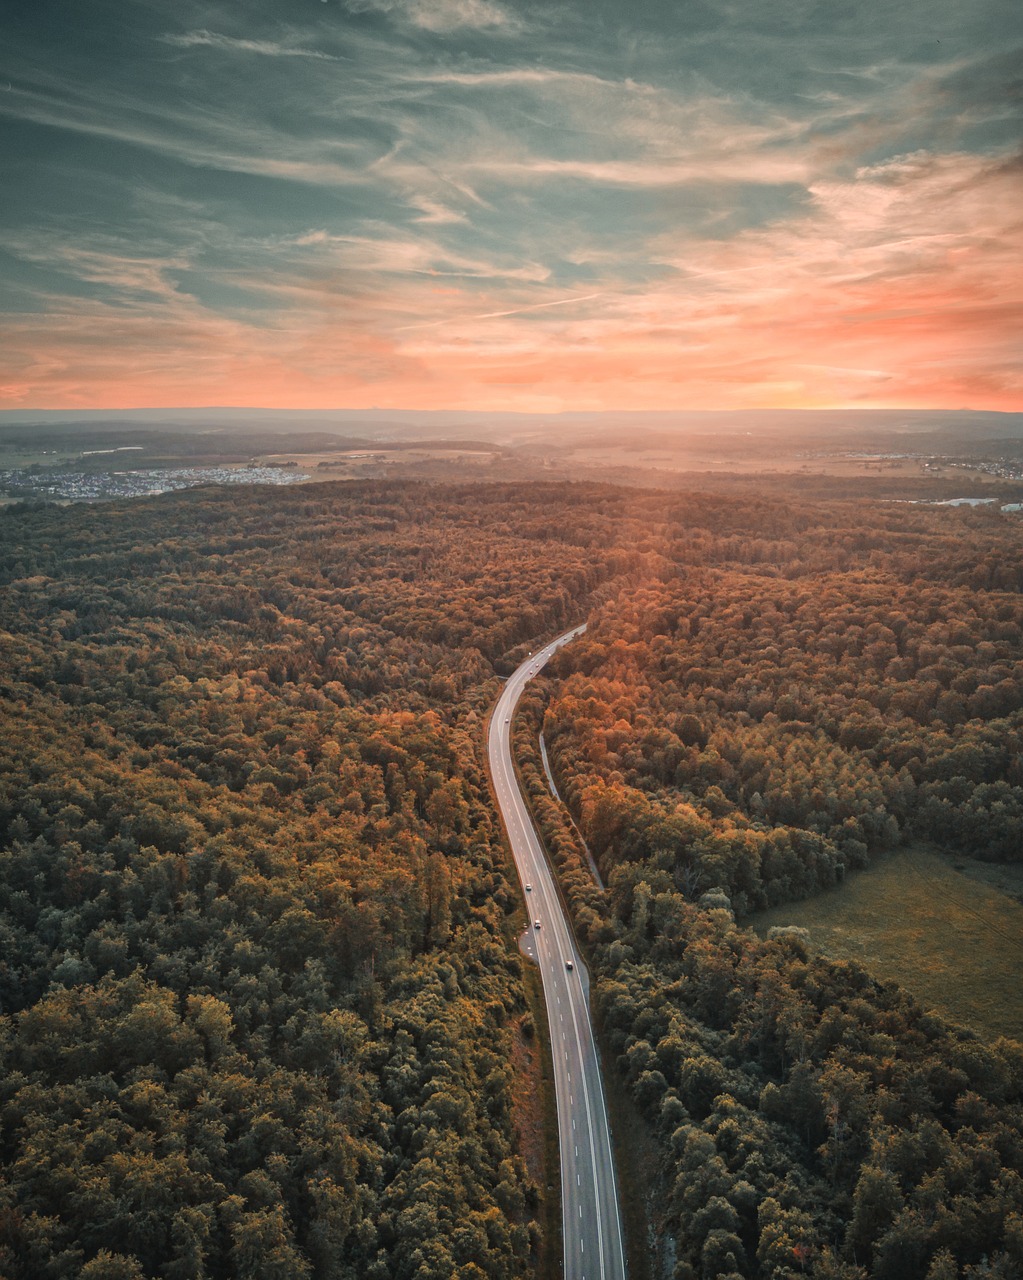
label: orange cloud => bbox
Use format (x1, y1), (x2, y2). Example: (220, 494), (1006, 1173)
(2, 149), (1018, 412)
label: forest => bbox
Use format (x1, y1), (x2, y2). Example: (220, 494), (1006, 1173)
(1, 479), (1022, 1279)
(521, 493), (1023, 1279)
(0, 481), (633, 1280)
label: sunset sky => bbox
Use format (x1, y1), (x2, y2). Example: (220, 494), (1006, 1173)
(2, 0), (1020, 412)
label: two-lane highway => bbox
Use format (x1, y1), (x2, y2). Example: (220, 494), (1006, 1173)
(488, 626), (626, 1280)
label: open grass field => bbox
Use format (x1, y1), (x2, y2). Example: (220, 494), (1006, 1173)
(749, 846), (1023, 1043)
(547, 439), (1002, 483)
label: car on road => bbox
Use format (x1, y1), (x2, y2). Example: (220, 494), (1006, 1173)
(534, 919), (541, 929)
(525, 883), (532, 891)
(566, 960), (573, 970)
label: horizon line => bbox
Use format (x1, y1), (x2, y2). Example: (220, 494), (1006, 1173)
(1, 405), (1017, 418)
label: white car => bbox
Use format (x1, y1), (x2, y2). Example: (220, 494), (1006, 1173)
(525, 883), (532, 891)
(566, 961), (573, 971)
(534, 919), (541, 930)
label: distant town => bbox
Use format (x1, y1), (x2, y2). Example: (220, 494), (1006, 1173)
(798, 450), (1023, 484)
(0, 464), (310, 502)
(2, 432), (1023, 506)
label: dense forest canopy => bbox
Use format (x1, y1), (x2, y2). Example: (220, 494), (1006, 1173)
(1, 479), (1022, 1279)
(522, 492), (1023, 1280)
(544, 570), (1023, 914)
(0, 482), (635, 1280)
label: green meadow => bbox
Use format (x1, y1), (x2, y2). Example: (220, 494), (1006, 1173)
(750, 846), (1023, 1043)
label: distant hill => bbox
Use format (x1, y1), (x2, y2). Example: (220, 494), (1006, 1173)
(2, 407), (1022, 452)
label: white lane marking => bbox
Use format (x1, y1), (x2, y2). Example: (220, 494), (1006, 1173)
(584, 992), (627, 1277)
(564, 966), (611, 1277)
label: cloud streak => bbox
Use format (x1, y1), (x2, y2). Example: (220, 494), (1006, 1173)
(397, 291), (604, 330)
(0, 80), (371, 188)
(344, 0), (524, 34)
(159, 29), (346, 60)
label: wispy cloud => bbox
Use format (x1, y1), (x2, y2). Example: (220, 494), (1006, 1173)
(344, 0), (525, 34)
(159, 30), (345, 61)
(397, 291), (604, 329)
(0, 79), (371, 188)
(465, 154), (811, 187)
(288, 228), (551, 281)
(1, 0), (1019, 411)
(1, 236), (189, 303)
(408, 66), (626, 90)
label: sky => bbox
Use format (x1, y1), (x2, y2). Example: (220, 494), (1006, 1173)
(1, 0), (1020, 413)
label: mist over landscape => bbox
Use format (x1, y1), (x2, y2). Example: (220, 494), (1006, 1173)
(4, 408), (1023, 504)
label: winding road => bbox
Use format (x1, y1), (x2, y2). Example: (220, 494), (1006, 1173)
(488, 625), (627, 1280)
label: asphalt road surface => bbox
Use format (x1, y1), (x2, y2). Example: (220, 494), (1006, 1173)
(488, 625), (627, 1280)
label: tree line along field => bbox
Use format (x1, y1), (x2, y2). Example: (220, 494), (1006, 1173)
(750, 845), (1023, 1043)
(0, 480), (1022, 1280)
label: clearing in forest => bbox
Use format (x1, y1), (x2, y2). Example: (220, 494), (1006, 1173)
(750, 846), (1023, 1042)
